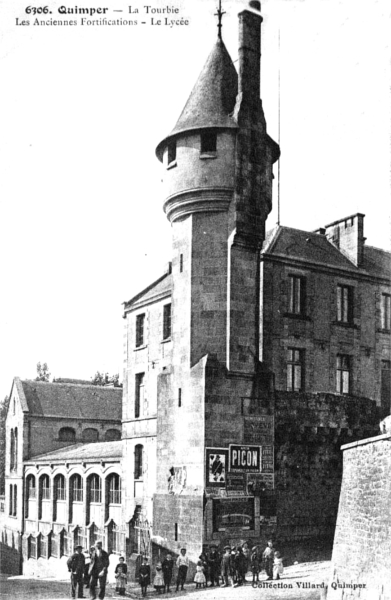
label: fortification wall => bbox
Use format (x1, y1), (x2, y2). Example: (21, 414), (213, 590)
(330, 427), (391, 600)
(274, 392), (380, 544)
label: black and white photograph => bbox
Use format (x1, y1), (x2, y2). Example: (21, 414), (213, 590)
(0, 0), (390, 598)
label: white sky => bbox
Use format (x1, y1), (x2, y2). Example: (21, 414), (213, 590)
(0, 0), (390, 401)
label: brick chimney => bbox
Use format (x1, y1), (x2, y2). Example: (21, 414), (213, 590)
(325, 213), (365, 267)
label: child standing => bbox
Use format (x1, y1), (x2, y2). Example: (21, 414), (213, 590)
(139, 556), (151, 598)
(114, 556), (128, 596)
(250, 546), (261, 587)
(273, 551), (284, 580)
(263, 539), (275, 581)
(153, 561), (165, 594)
(194, 560), (206, 589)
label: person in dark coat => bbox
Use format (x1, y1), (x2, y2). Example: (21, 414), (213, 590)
(67, 545), (86, 599)
(162, 553), (174, 593)
(250, 546), (261, 587)
(88, 541), (110, 600)
(139, 556), (151, 597)
(207, 545), (220, 587)
(234, 546), (247, 585)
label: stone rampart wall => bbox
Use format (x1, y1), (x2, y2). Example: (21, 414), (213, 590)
(329, 431), (391, 600)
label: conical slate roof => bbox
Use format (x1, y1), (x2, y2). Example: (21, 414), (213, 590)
(156, 38), (238, 160)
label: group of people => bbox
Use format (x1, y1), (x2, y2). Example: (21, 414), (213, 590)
(67, 541), (128, 599)
(218, 540), (284, 588)
(138, 540), (284, 595)
(138, 548), (189, 596)
(67, 540), (111, 600)
(67, 539), (283, 598)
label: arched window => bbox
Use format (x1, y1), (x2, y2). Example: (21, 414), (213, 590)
(104, 429), (121, 441)
(82, 428), (99, 443)
(108, 474), (121, 505)
(59, 427), (76, 442)
(71, 474), (83, 502)
(26, 474), (36, 499)
(54, 474), (66, 501)
(88, 474), (102, 503)
(134, 445), (143, 480)
(40, 475), (50, 500)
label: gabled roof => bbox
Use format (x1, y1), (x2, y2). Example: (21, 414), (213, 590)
(17, 378), (122, 421)
(124, 272), (172, 313)
(262, 225), (391, 279)
(28, 440), (123, 463)
(156, 38), (238, 160)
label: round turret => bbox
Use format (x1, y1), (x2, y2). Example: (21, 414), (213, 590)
(156, 38), (238, 223)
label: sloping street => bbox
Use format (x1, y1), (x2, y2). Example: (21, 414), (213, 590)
(1, 561), (329, 600)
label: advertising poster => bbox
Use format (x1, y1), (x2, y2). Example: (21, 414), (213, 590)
(1, 0), (390, 595)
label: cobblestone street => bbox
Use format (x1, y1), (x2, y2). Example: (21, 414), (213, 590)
(1, 562), (329, 600)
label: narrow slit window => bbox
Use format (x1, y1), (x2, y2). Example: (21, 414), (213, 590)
(178, 388), (182, 408)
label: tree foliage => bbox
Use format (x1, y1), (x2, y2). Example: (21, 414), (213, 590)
(35, 362), (51, 382)
(91, 371), (121, 387)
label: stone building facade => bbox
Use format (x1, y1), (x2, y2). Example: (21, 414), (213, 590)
(262, 217), (391, 412)
(1, 378), (122, 575)
(330, 418), (391, 599)
(122, 0), (390, 569)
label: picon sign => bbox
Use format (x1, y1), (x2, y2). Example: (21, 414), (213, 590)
(229, 445), (261, 472)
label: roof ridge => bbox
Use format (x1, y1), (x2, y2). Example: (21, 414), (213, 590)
(22, 379), (122, 391)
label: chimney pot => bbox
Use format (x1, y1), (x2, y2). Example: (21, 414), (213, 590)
(249, 0), (261, 10)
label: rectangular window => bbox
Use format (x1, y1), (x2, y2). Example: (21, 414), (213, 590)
(201, 132), (217, 154)
(135, 314), (145, 348)
(167, 142), (176, 165)
(9, 484), (13, 516)
(381, 360), (391, 410)
(337, 285), (353, 323)
(288, 275), (306, 315)
(286, 348), (304, 392)
(381, 294), (391, 330)
(180, 253), (183, 273)
(336, 355), (351, 394)
(29, 536), (37, 559)
(13, 485), (17, 516)
(135, 373), (145, 419)
(163, 303), (172, 340)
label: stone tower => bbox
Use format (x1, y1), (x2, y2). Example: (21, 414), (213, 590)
(153, 1), (279, 559)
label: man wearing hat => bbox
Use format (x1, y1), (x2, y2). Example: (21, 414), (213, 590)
(175, 547), (189, 591)
(88, 541), (110, 600)
(67, 544), (86, 599)
(207, 545), (220, 587)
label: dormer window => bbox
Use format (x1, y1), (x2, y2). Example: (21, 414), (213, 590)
(167, 142), (176, 166)
(200, 131), (217, 155)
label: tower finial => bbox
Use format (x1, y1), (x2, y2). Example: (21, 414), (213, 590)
(214, 0), (225, 39)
